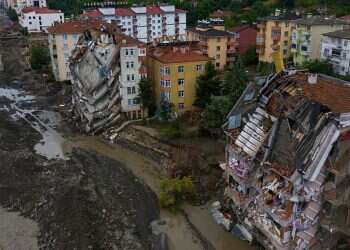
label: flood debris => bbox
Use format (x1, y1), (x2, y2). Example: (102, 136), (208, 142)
(70, 25), (124, 134)
(222, 71), (350, 249)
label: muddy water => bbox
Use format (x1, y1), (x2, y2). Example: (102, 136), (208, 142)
(0, 86), (254, 250)
(67, 136), (255, 250)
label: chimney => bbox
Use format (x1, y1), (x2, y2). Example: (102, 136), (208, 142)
(308, 74), (318, 84)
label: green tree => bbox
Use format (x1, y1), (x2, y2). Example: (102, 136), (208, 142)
(222, 57), (248, 103)
(7, 7), (18, 22)
(202, 95), (233, 131)
(47, 0), (82, 16)
(138, 77), (156, 117)
(295, 0), (318, 7)
(242, 45), (258, 65)
(30, 46), (50, 71)
(302, 59), (334, 75)
(159, 177), (194, 210)
(194, 62), (221, 108)
(159, 99), (172, 121)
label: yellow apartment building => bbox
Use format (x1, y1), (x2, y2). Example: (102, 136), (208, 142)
(256, 10), (300, 63)
(147, 44), (211, 113)
(187, 21), (236, 70)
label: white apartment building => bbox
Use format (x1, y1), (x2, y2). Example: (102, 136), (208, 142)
(117, 34), (147, 119)
(321, 29), (350, 76)
(7, 0), (46, 13)
(19, 7), (63, 32)
(47, 20), (106, 81)
(82, 5), (187, 43)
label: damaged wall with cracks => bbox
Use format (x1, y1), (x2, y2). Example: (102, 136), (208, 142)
(223, 71), (350, 250)
(70, 27), (123, 134)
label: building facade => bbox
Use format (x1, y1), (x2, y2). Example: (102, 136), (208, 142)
(19, 7), (63, 33)
(187, 19), (236, 70)
(117, 34), (148, 120)
(147, 44), (210, 113)
(228, 25), (257, 55)
(223, 71), (350, 249)
(292, 16), (348, 65)
(7, 0), (46, 13)
(48, 20), (108, 82)
(256, 11), (300, 63)
(321, 29), (350, 76)
(81, 5), (187, 43)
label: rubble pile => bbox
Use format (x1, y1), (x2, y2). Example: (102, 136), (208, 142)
(223, 71), (350, 249)
(70, 26), (123, 134)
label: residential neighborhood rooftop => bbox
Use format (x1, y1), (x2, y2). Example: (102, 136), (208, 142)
(47, 20), (111, 34)
(296, 16), (348, 26)
(21, 7), (61, 14)
(322, 29), (350, 40)
(148, 45), (210, 63)
(188, 27), (234, 37)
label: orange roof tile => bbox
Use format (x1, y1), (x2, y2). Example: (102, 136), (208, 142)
(22, 7), (61, 14)
(147, 6), (163, 14)
(80, 9), (103, 18)
(114, 33), (145, 47)
(290, 73), (350, 113)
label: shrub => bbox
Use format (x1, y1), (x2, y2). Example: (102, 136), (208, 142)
(30, 46), (50, 71)
(7, 8), (18, 22)
(159, 177), (194, 211)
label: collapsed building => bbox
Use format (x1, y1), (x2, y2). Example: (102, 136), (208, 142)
(70, 24), (124, 134)
(223, 71), (350, 249)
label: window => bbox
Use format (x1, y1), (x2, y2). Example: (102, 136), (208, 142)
(128, 99), (133, 106)
(139, 48), (146, 56)
(178, 65), (184, 73)
(178, 103), (184, 109)
(132, 86), (136, 94)
(126, 61), (134, 68)
(161, 67), (170, 75)
(133, 98), (139, 104)
(160, 92), (171, 101)
(284, 31), (288, 37)
(323, 48), (330, 57)
(125, 49), (129, 55)
(284, 40), (288, 46)
(33, 16), (36, 19)
(216, 46), (221, 51)
(216, 54), (220, 59)
(29, 21), (32, 25)
(130, 49), (134, 55)
(178, 91), (184, 97)
(215, 62), (220, 68)
(160, 80), (171, 87)
(127, 87), (132, 94)
(178, 79), (184, 85)
(283, 49), (287, 55)
(63, 33), (68, 40)
(158, 20), (160, 23)
(196, 64), (203, 71)
(29, 16), (32, 19)
(131, 74), (135, 81)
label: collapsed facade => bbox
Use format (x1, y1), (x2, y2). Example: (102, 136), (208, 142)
(223, 71), (350, 249)
(70, 25), (123, 134)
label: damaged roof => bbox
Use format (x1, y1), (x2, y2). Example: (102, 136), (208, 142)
(225, 71), (350, 180)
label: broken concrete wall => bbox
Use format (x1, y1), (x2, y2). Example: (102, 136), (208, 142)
(70, 28), (123, 134)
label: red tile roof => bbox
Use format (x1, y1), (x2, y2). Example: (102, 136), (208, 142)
(115, 7), (135, 16)
(22, 7), (61, 14)
(229, 24), (257, 33)
(80, 9), (103, 18)
(114, 33), (145, 47)
(148, 46), (210, 63)
(175, 8), (187, 13)
(47, 20), (107, 34)
(147, 6), (163, 15)
(289, 73), (350, 113)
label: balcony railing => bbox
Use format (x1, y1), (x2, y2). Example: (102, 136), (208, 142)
(256, 35), (265, 45)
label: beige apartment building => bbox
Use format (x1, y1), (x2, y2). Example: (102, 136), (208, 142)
(187, 19), (236, 70)
(256, 10), (300, 63)
(47, 20), (107, 82)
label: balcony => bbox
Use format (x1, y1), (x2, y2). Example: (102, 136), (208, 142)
(271, 27), (281, 41)
(256, 35), (265, 45)
(257, 23), (265, 30)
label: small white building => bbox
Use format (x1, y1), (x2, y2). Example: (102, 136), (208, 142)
(117, 34), (148, 119)
(19, 7), (63, 33)
(81, 4), (187, 43)
(321, 29), (350, 76)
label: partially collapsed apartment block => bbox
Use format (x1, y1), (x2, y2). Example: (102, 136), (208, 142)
(69, 25), (123, 134)
(223, 71), (350, 249)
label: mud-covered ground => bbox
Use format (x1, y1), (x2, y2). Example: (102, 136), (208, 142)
(0, 20), (159, 250)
